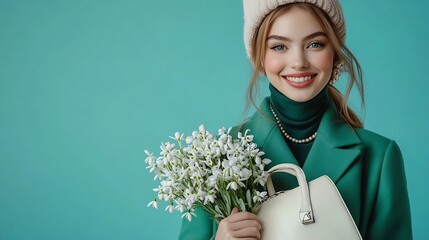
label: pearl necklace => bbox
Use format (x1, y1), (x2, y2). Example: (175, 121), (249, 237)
(269, 102), (317, 144)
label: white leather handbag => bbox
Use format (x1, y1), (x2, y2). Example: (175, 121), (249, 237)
(257, 163), (362, 240)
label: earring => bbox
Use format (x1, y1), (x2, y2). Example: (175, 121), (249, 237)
(329, 62), (343, 85)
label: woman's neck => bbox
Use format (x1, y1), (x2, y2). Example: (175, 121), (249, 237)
(269, 84), (330, 166)
(269, 83), (329, 135)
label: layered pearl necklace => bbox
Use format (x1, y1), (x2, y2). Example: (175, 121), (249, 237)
(269, 102), (317, 144)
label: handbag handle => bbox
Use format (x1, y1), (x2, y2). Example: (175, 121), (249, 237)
(266, 163), (315, 225)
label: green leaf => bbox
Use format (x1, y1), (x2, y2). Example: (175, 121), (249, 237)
(215, 205), (222, 214)
(238, 198), (246, 212)
(246, 189), (252, 209)
(214, 205), (225, 221)
(225, 191), (232, 214)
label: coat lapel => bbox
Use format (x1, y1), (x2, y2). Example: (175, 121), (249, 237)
(303, 104), (362, 184)
(245, 98), (362, 185)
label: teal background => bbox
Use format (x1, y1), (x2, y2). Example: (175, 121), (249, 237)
(1, 0), (428, 239)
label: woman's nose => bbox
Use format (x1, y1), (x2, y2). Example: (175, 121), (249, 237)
(290, 50), (309, 69)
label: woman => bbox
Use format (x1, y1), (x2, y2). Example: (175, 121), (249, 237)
(179, 0), (412, 239)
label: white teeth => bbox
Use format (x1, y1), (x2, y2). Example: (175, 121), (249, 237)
(285, 75), (314, 83)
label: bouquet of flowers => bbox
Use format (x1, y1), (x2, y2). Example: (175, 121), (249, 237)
(144, 125), (271, 223)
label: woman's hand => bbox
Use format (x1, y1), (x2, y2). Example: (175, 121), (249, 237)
(215, 207), (262, 240)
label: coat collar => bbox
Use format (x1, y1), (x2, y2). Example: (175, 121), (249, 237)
(244, 98), (362, 184)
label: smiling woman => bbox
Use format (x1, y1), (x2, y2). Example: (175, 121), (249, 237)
(263, 7), (335, 102)
(249, 3), (363, 128)
(178, 0), (412, 239)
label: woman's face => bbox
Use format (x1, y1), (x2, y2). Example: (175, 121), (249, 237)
(264, 6), (335, 102)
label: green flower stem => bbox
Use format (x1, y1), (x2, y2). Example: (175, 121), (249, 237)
(196, 186), (262, 223)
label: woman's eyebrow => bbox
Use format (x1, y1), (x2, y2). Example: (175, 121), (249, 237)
(267, 31), (327, 41)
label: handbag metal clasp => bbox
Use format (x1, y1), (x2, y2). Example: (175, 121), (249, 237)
(300, 211), (315, 225)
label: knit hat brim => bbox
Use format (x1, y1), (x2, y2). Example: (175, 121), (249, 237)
(243, 0), (345, 62)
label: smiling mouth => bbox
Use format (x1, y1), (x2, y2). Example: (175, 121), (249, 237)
(284, 74), (317, 83)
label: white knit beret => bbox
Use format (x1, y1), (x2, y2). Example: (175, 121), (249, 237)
(243, 0), (345, 60)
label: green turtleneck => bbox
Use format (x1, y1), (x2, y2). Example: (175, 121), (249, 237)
(269, 84), (330, 166)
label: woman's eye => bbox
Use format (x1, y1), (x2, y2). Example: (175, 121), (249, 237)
(308, 42), (324, 49)
(271, 45), (286, 51)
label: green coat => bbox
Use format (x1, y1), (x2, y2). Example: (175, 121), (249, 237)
(178, 98), (412, 240)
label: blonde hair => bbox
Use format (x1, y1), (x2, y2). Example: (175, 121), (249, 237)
(246, 3), (364, 128)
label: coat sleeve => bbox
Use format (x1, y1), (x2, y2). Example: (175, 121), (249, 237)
(365, 140), (412, 239)
(177, 207), (216, 240)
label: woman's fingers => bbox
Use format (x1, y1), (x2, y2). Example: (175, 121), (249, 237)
(233, 226), (261, 239)
(227, 209), (260, 223)
(225, 219), (261, 232)
(230, 207), (239, 215)
(215, 209), (262, 240)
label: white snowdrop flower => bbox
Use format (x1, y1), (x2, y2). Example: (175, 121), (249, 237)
(145, 157), (155, 168)
(262, 158), (271, 165)
(144, 150), (157, 166)
(253, 191), (268, 203)
(158, 193), (167, 201)
(188, 194), (198, 205)
(226, 127), (232, 134)
(165, 203), (174, 213)
(226, 181), (238, 190)
(197, 190), (207, 199)
(218, 128), (226, 135)
(211, 166), (221, 177)
(175, 132), (183, 141)
(147, 164), (157, 174)
(162, 185), (173, 195)
(254, 171), (269, 186)
(182, 210), (197, 222)
(239, 168), (252, 180)
(208, 133), (215, 140)
(173, 150), (184, 160)
(147, 199), (158, 209)
(219, 127), (231, 136)
(245, 134), (254, 142)
(218, 140), (225, 149)
(253, 194), (259, 203)
(198, 124), (206, 133)
(206, 159), (213, 167)
(207, 176), (218, 188)
(255, 156), (261, 165)
(221, 159), (230, 169)
(229, 157), (237, 167)
(185, 136), (194, 144)
(175, 202), (186, 213)
(204, 194), (216, 204)
(209, 147), (220, 158)
(160, 142), (176, 157)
